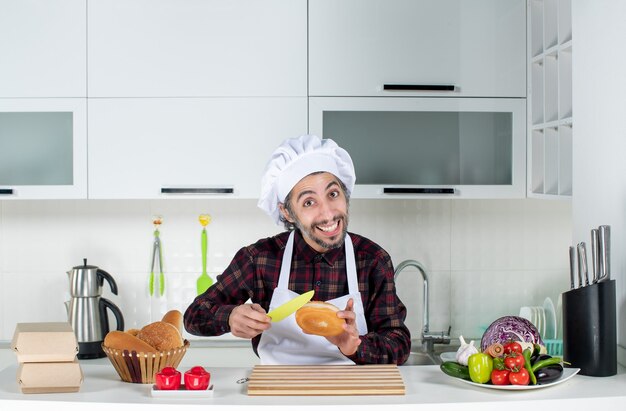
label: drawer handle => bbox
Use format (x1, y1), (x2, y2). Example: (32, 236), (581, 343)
(0, 188), (14, 195)
(383, 84), (456, 91)
(161, 187), (234, 194)
(383, 188), (455, 194)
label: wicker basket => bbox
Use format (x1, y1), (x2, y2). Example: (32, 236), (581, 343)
(102, 340), (189, 384)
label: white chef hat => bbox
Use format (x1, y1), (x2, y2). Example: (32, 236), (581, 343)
(257, 134), (356, 225)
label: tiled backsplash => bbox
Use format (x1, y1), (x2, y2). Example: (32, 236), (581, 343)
(0, 199), (571, 342)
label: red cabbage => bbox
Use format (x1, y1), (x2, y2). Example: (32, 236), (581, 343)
(480, 315), (544, 352)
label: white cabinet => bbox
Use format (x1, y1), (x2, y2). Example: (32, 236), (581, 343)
(88, 98), (307, 199)
(0, 0), (86, 97)
(87, 0), (307, 98)
(0, 99), (87, 199)
(309, 0), (526, 98)
(309, 97), (527, 199)
(528, 0), (572, 198)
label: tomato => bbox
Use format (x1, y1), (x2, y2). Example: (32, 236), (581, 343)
(503, 341), (523, 355)
(503, 352), (525, 371)
(184, 366), (211, 390)
(467, 353), (493, 384)
(490, 369), (510, 385)
(508, 368), (530, 385)
(154, 367), (181, 390)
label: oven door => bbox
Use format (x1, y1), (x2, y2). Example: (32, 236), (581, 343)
(309, 97), (526, 199)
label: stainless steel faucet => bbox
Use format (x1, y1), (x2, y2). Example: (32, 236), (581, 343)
(394, 259), (450, 353)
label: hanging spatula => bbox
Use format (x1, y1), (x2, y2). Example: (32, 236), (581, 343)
(196, 214), (213, 295)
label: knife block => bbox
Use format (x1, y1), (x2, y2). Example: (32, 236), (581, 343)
(562, 280), (616, 376)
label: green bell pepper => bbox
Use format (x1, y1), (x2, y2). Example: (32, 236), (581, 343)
(467, 353), (494, 384)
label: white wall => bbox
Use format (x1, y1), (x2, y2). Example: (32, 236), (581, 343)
(0, 198), (571, 344)
(572, 0), (626, 364)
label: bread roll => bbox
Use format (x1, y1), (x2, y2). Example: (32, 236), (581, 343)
(136, 321), (183, 351)
(104, 330), (157, 353)
(295, 301), (345, 337)
(162, 310), (183, 335)
(125, 328), (140, 337)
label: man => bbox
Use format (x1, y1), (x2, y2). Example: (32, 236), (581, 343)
(184, 135), (411, 365)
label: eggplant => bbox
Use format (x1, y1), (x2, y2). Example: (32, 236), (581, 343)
(535, 364), (564, 384)
(531, 354), (552, 366)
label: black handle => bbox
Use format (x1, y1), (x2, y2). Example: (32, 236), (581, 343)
(0, 189), (14, 195)
(99, 297), (125, 335)
(383, 84), (455, 91)
(384, 188), (455, 194)
(97, 269), (118, 295)
(161, 187), (234, 194)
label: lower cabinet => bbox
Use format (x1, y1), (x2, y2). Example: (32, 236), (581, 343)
(87, 98), (307, 199)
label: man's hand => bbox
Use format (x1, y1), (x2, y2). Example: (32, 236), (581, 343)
(326, 298), (362, 356)
(228, 303), (271, 339)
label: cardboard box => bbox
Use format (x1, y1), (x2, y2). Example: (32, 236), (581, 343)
(17, 360), (83, 394)
(11, 322), (79, 363)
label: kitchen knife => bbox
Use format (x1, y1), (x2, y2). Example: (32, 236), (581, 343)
(598, 225), (611, 282)
(569, 246), (576, 289)
(577, 242), (589, 286)
(591, 229), (600, 283)
(266, 290), (315, 322)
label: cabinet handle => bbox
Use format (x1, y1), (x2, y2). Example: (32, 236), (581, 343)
(383, 188), (455, 194)
(383, 84), (455, 91)
(0, 188), (14, 195)
(161, 187), (234, 194)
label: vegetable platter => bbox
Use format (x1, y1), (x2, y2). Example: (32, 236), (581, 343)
(440, 316), (578, 389)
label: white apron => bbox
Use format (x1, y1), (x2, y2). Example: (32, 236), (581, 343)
(257, 231), (368, 365)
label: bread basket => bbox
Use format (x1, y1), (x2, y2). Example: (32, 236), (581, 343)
(102, 340), (189, 384)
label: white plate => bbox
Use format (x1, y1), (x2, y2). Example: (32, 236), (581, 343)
(543, 297), (557, 340)
(151, 384), (214, 398)
(449, 368), (580, 391)
(440, 352), (457, 362)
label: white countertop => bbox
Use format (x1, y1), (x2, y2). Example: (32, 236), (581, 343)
(1, 349), (626, 411)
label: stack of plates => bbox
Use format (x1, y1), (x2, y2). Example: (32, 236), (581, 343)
(519, 298), (557, 340)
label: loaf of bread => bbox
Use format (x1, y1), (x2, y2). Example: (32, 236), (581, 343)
(125, 328), (140, 337)
(295, 301), (345, 337)
(136, 321), (183, 351)
(104, 330), (157, 353)
(161, 310), (183, 335)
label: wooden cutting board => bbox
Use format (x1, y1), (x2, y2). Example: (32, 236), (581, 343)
(247, 364), (405, 396)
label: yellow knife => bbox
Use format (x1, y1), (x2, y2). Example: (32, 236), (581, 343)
(266, 290), (315, 322)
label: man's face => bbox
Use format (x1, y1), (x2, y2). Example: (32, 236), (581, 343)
(279, 172), (349, 253)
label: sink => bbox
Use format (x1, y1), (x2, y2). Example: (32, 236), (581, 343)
(401, 344), (460, 366)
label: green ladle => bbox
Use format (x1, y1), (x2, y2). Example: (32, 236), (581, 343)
(196, 214), (213, 295)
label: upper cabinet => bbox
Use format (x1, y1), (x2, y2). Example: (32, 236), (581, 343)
(87, 0), (307, 97)
(528, 0), (572, 198)
(309, 0), (526, 98)
(88, 98), (307, 199)
(0, 99), (87, 199)
(0, 0), (86, 98)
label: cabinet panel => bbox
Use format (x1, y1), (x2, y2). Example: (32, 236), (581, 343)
(309, 0), (526, 97)
(88, 98), (307, 199)
(309, 97), (526, 199)
(0, 0), (86, 97)
(0, 99), (87, 199)
(88, 0), (307, 97)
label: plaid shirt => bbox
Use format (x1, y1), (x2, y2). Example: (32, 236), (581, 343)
(184, 230), (411, 365)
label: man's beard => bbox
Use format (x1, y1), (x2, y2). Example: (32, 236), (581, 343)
(293, 213), (349, 251)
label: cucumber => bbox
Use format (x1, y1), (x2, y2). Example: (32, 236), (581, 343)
(440, 361), (471, 380)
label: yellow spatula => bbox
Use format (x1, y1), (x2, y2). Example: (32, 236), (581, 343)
(267, 290), (315, 322)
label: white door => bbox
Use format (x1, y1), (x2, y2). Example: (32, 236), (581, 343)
(88, 97), (308, 199)
(0, 99), (87, 199)
(0, 0), (86, 97)
(87, 0), (307, 97)
(309, 0), (526, 97)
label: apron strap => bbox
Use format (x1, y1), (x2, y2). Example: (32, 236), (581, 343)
(344, 234), (359, 295)
(276, 231), (295, 290)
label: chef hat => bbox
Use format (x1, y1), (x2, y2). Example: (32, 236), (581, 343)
(257, 134), (356, 225)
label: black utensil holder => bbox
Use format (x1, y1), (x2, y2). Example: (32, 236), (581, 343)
(562, 280), (617, 376)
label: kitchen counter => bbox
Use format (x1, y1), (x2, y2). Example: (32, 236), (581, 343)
(0, 351), (625, 411)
